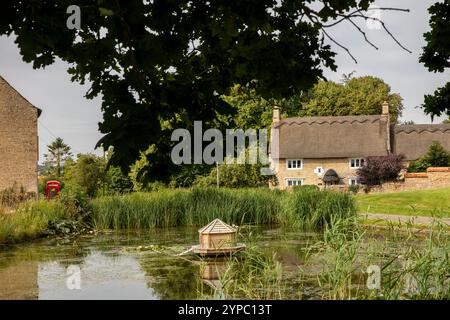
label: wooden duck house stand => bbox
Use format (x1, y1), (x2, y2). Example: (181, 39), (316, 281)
(192, 219), (246, 256)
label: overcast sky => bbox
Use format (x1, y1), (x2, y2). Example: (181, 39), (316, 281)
(0, 0), (448, 164)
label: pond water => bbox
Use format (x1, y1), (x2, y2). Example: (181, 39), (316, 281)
(0, 226), (432, 300)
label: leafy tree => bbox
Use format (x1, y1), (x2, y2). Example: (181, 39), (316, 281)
(43, 137), (73, 177)
(357, 155), (406, 186)
(221, 83), (275, 130)
(284, 76), (403, 123)
(424, 141), (450, 167)
(64, 154), (106, 197)
(105, 166), (132, 195)
(0, 0), (409, 179)
(443, 117), (450, 124)
(194, 156), (276, 188)
(408, 141), (450, 172)
(420, 0), (450, 119)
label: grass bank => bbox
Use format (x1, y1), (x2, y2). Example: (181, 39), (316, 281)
(356, 187), (450, 217)
(91, 187), (356, 230)
(0, 200), (66, 244)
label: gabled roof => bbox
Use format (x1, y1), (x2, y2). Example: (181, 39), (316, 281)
(0, 75), (42, 117)
(273, 115), (390, 159)
(198, 219), (237, 234)
(394, 124), (450, 160)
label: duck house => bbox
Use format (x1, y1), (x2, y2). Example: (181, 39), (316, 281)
(192, 219), (245, 256)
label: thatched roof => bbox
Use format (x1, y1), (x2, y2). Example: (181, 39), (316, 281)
(273, 115), (390, 159)
(198, 219), (236, 234)
(394, 124), (450, 160)
(323, 169), (340, 182)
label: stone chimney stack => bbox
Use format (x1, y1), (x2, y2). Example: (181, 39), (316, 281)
(273, 106), (281, 123)
(382, 101), (389, 116)
(381, 101), (391, 154)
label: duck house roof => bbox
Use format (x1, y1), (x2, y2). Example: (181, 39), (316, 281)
(198, 219), (237, 234)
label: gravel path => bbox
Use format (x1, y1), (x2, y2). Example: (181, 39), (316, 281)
(360, 213), (450, 226)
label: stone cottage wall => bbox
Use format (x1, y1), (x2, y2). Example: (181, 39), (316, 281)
(0, 78), (39, 194)
(276, 158), (361, 189)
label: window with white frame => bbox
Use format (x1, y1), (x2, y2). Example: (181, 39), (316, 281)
(286, 178), (304, 187)
(349, 158), (365, 169)
(286, 159), (303, 170)
(348, 178), (359, 186)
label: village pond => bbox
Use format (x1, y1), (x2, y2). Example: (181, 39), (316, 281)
(0, 226), (447, 299)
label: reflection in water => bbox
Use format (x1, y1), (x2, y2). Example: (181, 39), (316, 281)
(0, 261), (38, 300)
(38, 252), (156, 300)
(197, 260), (227, 299)
(0, 227), (322, 299)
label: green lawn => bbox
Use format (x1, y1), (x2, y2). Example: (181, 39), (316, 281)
(356, 187), (450, 217)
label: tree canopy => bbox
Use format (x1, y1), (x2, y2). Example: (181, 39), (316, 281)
(0, 0), (412, 180)
(220, 75), (403, 132)
(44, 137), (73, 177)
(285, 76), (403, 123)
(420, 0), (450, 119)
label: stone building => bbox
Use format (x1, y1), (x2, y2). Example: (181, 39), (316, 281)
(271, 102), (450, 189)
(0, 75), (41, 194)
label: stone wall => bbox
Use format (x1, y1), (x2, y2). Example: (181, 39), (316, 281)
(0, 77), (39, 194)
(276, 158), (360, 189)
(368, 167), (450, 193)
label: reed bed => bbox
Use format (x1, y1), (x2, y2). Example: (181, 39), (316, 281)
(308, 216), (450, 300)
(90, 187), (356, 230)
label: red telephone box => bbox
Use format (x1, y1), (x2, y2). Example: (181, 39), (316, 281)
(45, 180), (61, 200)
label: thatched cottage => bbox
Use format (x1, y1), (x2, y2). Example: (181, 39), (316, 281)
(0, 76), (41, 194)
(272, 102), (450, 189)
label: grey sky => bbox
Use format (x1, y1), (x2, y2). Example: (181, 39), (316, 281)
(0, 0), (448, 164)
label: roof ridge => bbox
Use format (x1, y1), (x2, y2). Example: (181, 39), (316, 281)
(198, 218), (236, 234)
(275, 116), (381, 128)
(395, 124), (450, 134)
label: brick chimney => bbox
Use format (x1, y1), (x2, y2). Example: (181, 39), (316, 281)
(273, 106), (281, 123)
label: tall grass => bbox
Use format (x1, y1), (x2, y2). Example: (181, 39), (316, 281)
(211, 246), (285, 299)
(279, 188), (356, 229)
(0, 200), (66, 244)
(308, 216), (450, 300)
(91, 188), (280, 229)
(91, 187), (355, 230)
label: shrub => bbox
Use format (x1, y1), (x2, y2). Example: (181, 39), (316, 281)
(357, 154), (406, 186)
(407, 141), (450, 172)
(64, 154), (106, 197)
(104, 166), (132, 194)
(194, 162), (275, 188)
(348, 185), (360, 194)
(59, 182), (92, 223)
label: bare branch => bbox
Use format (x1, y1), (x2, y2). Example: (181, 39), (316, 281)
(321, 28), (358, 64)
(346, 17), (379, 50)
(306, 6), (411, 62)
(352, 13), (412, 53)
